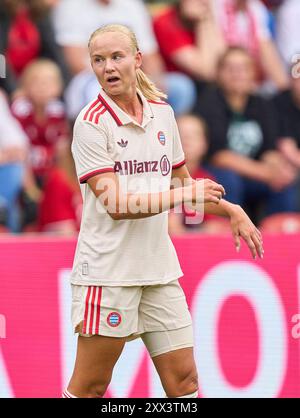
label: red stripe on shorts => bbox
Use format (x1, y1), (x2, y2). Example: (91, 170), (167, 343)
(88, 286), (97, 334)
(83, 286), (92, 334)
(95, 287), (102, 334)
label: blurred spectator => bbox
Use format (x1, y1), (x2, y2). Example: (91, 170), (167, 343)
(0, 0), (69, 95)
(274, 76), (300, 170)
(0, 89), (28, 232)
(37, 160), (81, 235)
(153, 0), (226, 83)
(12, 59), (69, 182)
(194, 47), (297, 221)
(261, 0), (284, 9)
(274, 73), (300, 209)
(11, 59), (80, 233)
(276, 0), (300, 72)
(168, 114), (230, 235)
(215, 0), (289, 90)
(259, 212), (300, 234)
(52, 0), (195, 118)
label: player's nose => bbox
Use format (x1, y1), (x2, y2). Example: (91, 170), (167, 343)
(104, 58), (116, 72)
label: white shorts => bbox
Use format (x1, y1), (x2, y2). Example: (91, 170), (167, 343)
(71, 279), (193, 356)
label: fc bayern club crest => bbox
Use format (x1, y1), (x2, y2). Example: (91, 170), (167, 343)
(157, 131), (166, 146)
(107, 312), (122, 327)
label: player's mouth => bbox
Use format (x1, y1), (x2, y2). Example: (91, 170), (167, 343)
(106, 76), (120, 85)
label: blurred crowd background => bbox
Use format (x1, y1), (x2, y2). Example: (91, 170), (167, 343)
(0, 0), (300, 236)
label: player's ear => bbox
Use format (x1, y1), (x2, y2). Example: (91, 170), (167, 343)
(135, 51), (142, 70)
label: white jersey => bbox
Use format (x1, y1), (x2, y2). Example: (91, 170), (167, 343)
(71, 88), (185, 286)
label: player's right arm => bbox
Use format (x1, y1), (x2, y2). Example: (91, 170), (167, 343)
(87, 171), (224, 220)
(72, 120), (224, 220)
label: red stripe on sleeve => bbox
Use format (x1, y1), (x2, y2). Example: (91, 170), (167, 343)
(79, 168), (115, 184)
(89, 103), (104, 122)
(94, 108), (107, 124)
(83, 98), (100, 121)
(172, 160), (186, 169)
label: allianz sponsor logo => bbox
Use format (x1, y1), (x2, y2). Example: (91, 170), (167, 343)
(114, 155), (170, 176)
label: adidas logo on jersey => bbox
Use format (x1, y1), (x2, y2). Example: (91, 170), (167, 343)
(117, 139), (128, 148)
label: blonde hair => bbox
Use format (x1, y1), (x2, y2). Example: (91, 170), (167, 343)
(88, 24), (167, 102)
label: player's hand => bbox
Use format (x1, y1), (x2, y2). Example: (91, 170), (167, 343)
(193, 178), (225, 205)
(230, 205), (264, 259)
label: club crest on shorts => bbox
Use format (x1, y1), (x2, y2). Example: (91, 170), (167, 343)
(107, 312), (122, 327)
(157, 131), (166, 146)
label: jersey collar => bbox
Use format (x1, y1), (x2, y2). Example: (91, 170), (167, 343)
(98, 88), (154, 128)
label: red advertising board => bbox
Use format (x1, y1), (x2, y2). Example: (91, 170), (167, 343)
(0, 234), (299, 398)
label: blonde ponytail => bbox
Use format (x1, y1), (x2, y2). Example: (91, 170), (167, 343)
(136, 68), (167, 102)
(88, 24), (168, 102)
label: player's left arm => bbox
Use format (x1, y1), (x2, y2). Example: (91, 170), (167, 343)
(171, 164), (264, 259)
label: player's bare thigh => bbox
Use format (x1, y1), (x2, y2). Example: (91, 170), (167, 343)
(152, 347), (198, 398)
(68, 332), (127, 398)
